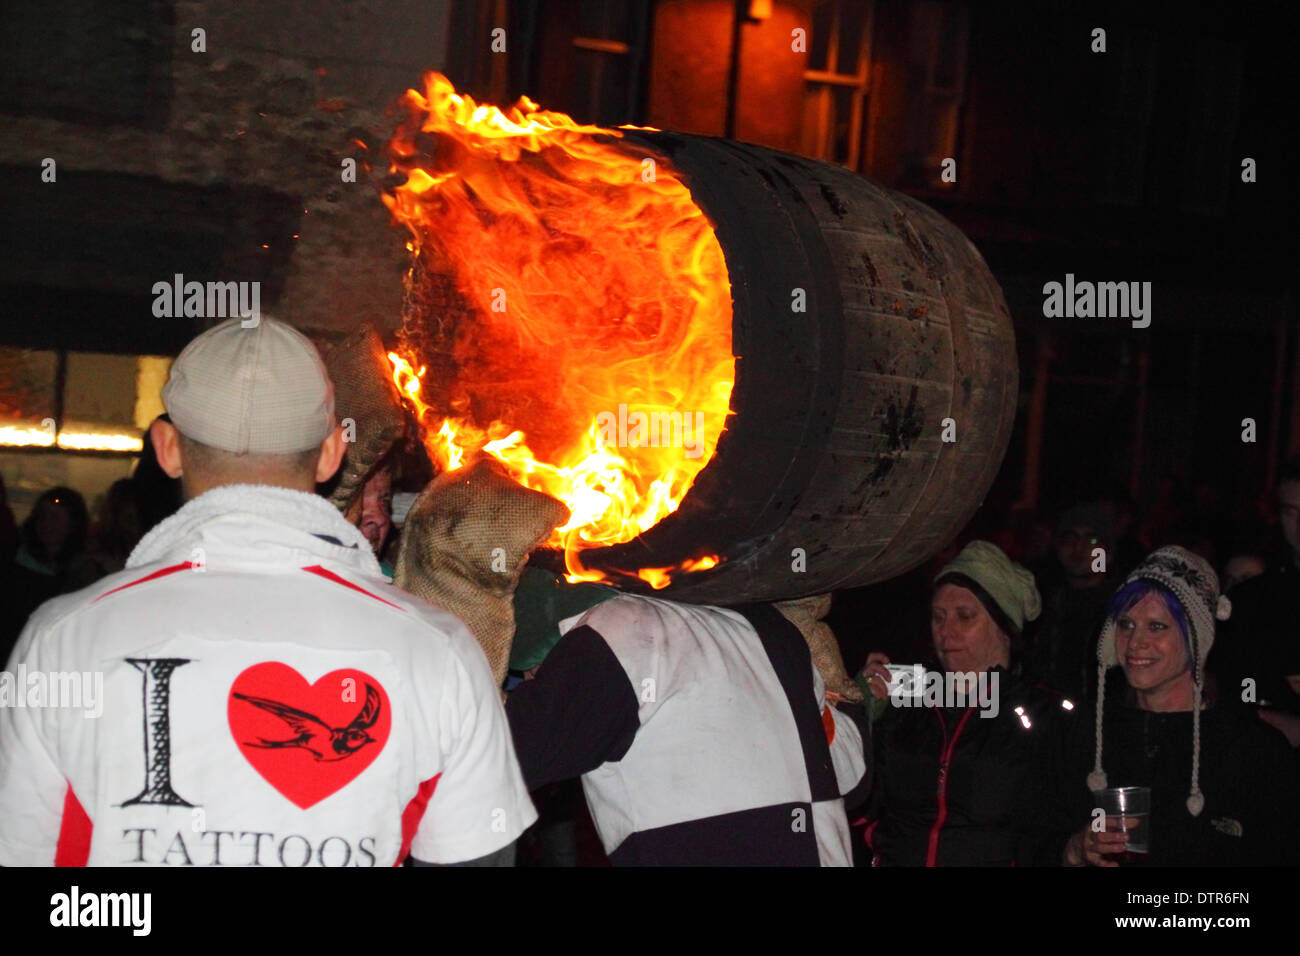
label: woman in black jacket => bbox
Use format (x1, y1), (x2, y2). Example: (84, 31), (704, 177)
(861, 540), (1074, 866)
(1054, 546), (1300, 866)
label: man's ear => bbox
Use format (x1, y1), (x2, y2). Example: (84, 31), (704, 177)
(151, 419), (183, 478)
(316, 426), (347, 484)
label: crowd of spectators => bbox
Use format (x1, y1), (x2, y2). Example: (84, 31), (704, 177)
(3, 400), (1297, 866)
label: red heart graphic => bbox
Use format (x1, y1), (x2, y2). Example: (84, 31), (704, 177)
(228, 663), (391, 810)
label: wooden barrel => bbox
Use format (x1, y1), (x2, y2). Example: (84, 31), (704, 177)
(570, 131), (1018, 603)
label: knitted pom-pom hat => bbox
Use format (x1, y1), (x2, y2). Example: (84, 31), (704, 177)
(1087, 545), (1232, 816)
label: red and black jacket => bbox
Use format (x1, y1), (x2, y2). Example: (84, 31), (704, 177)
(863, 667), (1072, 866)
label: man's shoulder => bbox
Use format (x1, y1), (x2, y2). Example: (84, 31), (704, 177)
(382, 584), (483, 650)
(14, 558), (479, 667)
(569, 592), (744, 650)
(565, 591), (656, 635)
(572, 590), (656, 616)
(1228, 564), (1297, 609)
(2, 565), (159, 668)
(295, 566), (484, 659)
(16, 564), (146, 637)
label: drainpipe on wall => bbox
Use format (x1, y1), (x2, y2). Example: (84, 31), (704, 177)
(1129, 347), (1150, 502)
(1267, 317), (1290, 486)
(724, 0), (747, 139)
(1016, 332), (1052, 512)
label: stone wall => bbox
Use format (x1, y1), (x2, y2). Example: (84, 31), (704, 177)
(0, 0), (453, 344)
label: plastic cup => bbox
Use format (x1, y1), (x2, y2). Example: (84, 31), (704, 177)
(1092, 785), (1150, 857)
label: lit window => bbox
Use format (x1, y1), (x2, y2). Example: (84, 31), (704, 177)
(801, 1), (874, 169)
(1, 346), (170, 517)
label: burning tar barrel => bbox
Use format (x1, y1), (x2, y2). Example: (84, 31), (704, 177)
(385, 76), (1016, 604)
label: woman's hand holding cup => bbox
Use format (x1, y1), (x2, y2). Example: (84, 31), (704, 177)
(1063, 818), (1134, 867)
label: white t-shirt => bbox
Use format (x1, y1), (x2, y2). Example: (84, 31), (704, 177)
(0, 485), (536, 866)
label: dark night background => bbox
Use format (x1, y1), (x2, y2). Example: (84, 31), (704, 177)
(0, 0), (1295, 670)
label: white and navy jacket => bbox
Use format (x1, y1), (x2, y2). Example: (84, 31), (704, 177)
(0, 484), (535, 866)
(506, 594), (869, 865)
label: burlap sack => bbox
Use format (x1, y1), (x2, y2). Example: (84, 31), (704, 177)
(325, 323), (408, 514)
(395, 458), (570, 687)
(774, 593), (863, 702)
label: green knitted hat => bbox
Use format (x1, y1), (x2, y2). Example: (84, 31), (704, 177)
(935, 540), (1042, 633)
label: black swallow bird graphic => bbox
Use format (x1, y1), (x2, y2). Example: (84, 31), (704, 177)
(233, 683), (382, 761)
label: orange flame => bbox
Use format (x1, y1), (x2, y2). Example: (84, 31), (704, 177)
(633, 556), (721, 591)
(384, 74), (732, 587)
(388, 352), (429, 417)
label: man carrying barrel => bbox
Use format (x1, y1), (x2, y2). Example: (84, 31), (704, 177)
(505, 590), (869, 865)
